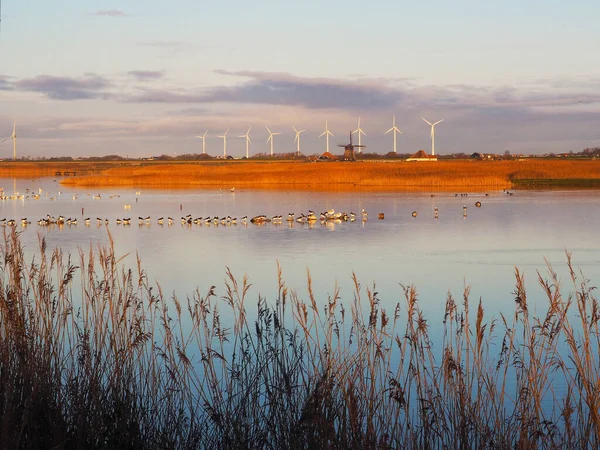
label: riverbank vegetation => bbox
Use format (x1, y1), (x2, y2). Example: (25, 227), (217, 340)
(0, 229), (598, 448)
(1, 159), (600, 191)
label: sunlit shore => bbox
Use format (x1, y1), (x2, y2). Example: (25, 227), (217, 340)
(1, 159), (600, 190)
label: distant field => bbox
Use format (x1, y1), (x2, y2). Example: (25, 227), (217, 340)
(1, 159), (600, 191)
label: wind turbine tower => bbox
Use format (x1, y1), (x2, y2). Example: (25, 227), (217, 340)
(385, 115), (402, 153)
(319, 120), (334, 154)
(1, 121), (17, 160)
(266, 125), (281, 156)
(352, 117), (367, 153)
(422, 117), (444, 155)
(292, 125), (306, 155)
(217, 129), (229, 158)
(196, 130), (208, 154)
(239, 126), (252, 158)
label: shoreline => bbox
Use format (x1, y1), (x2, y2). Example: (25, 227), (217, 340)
(0, 159), (599, 191)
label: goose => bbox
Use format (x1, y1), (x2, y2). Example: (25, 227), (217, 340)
(84, 218), (91, 226)
(287, 213), (295, 222)
(412, 211), (418, 218)
(157, 217), (164, 225)
(168, 217), (174, 225)
(475, 201), (482, 208)
(378, 213), (385, 220)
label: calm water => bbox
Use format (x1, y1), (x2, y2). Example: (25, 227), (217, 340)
(1, 177), (599, 331)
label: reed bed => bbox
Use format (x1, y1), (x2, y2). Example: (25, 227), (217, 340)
(57, 159), (600, 191)
(0, 228), (598, 449)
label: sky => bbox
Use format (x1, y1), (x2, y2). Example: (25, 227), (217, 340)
(1, 1), (599, 158)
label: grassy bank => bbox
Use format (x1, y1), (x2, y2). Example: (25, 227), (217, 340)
(1, 159), (600, 191)
(0, 228), (598, 448)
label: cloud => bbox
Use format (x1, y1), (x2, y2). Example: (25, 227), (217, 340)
(14, 74), (111, 100)
(128, 70), (165, 81)
(91, 10), (128, 17)
(0, 75), (13, 91)
(127, 70), (404, 109)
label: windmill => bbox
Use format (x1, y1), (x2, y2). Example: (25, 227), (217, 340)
(338, 131), (365, 161)
(195, 130), (208, 154)
(292, 125), (306, 155)
(238, 127), (251, 158)
(385, 115), (402, 153)
(352, 117), (366, 153)
(217, 129), (229, 158)
(266, 125), (281, 156)
(319, 120), (334, 154)
(422, 117), (444, 155)
(1, 121), (17, 160)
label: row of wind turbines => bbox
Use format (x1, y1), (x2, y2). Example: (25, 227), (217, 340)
(197, 117), (444, 158)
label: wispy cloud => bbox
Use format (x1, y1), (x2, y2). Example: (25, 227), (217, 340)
(91, 10), (128, 18)
(128, 70), (165, 82)
(14, 74), (111, 100)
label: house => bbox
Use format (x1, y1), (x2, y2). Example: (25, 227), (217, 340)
(318, 151), (337, 161)
(406, 150), (438, 162)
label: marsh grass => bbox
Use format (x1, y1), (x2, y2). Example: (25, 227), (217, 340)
(57, 159), (600, 191)
(0, 228), (598, 449)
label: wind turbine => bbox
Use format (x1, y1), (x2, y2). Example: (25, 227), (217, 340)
(195, 130), (208, 154)
(265, 125), (281, 156)
(385, 115), (402, 153)
(292, 125), (306, 155)
(352, 117), (366, 153)
(422, 117), (444, 155)
(319, 120), (334, 154)
(1, 121), (17, 160)
(217, 129), (229, 158)
(239, 126), (251, 158)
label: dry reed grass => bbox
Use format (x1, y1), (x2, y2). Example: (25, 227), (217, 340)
(56, 159), (600, 191)
(0, 228), (598, 448)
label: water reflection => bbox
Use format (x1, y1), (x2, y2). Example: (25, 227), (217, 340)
(1, 177), (599, 334)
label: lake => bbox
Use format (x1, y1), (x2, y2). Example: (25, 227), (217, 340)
(1, 177), (599, 335)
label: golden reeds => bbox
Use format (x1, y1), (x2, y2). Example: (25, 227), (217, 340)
(0, 228), (598, 448)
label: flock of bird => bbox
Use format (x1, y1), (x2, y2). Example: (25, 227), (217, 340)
(0, 202), (489, 229)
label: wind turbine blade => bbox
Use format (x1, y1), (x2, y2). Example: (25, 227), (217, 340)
(385, 127), (393, 134)
(224, 129), (229, 136)
(422, 117), (433, 126)
(265, 125), (271, 134)
(299, 129), (306, 133)
(434, 119), (445, 126)
(247, 126), (251, 133)
(0, 138), (9, 144)
(13, 121), (16, 135)
(361, 129), (367, 136)
(294, 135), (299, 143)
(292, 125), (298, 133)
(273, 132), (281, 136)
(248, 136), (252, 143)
(203, 130), (208, 137)
(397, 128), (403, 134)
(319, 131), (326, 137)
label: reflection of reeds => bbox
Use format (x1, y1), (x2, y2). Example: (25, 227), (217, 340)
(0, 228), (598, 448)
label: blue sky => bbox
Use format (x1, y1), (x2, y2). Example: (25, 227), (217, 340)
(1, 1), (599, 158)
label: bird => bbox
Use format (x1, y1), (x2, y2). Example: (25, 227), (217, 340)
(412, 211), (418, 217)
